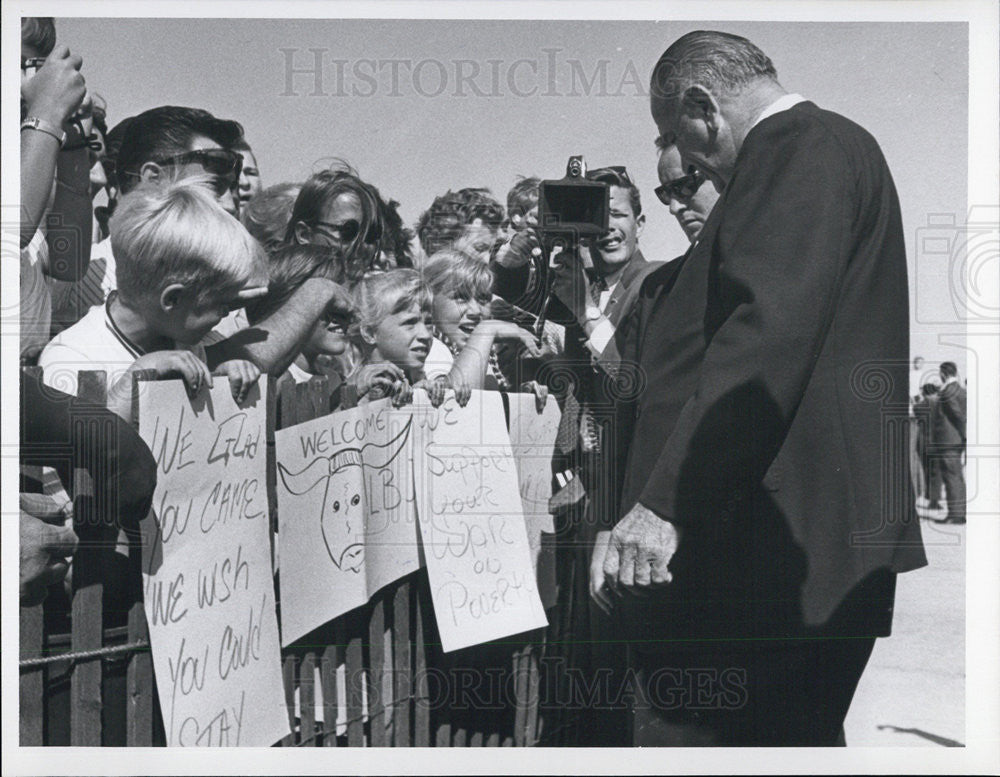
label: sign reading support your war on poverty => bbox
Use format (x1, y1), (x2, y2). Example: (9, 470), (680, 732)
(410, 391), (548, 652)
(274, 398), (420, 646)
(137, 380), (289, 748)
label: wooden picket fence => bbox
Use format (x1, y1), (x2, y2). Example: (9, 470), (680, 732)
(19, 368), (597, 747)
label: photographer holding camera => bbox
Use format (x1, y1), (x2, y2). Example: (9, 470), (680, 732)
(490, 162), (662, 745)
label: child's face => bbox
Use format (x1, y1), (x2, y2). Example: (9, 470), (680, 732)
(305, 303), (352, 358)
(170, 288), (242, 345)
(433, 293), (489, 351)
(371, 303), (432, 372)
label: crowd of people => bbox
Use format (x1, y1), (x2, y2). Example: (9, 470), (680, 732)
(909, 357), (968, 524)
(19, 18), (939, 747)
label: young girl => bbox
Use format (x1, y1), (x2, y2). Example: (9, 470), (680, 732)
(420, 249), (546, 407)
(349, 269), (450, 406)
(247, 243), (409, 405)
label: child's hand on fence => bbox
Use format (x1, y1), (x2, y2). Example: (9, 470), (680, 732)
(129, 350), (214, 395)
(215, 359), (261, 404)
(520, 380), (549, 413)
(352, 362), (402, 396)
(449, 371), (472, 407)
(418, 375), (448, 407)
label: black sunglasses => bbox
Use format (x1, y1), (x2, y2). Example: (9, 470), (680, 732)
(655, 167), (706, 205)
(313, 218), (382, 246)
(152, 149), (243, 195)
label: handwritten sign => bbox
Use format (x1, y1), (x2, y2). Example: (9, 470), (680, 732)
(507, 394), (561, 610)
(137, 380), (288, 747)
(274, 399), (419, 646)
(410, 391), (547, 652)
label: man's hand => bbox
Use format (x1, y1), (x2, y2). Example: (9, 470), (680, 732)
(214, 359), (261, 404)
(492, 228), (542, 269)
(589, 529), (614, 614)
(20, 501), (78, 607)
(603, 503), (682, 594)
(20, 46), (88, 130)
(550, 246), (591, 326)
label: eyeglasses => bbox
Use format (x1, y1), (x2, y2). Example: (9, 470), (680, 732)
(152, 148), (243, 196)
(655, 167), (706, 205)
(313, 218), (382, 246)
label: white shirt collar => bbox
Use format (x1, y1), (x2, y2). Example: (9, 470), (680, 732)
(749, 93), (807, 132)
(943, 375), (959, 386)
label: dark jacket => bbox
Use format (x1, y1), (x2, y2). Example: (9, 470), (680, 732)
(932, 381), (966, 447)
(613, 101), (927, 644)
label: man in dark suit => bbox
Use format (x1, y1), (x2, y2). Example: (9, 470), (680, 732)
(593, 30), (927, 746)
(932, 362), (966, 523)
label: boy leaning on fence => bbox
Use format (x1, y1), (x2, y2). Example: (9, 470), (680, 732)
(38, 175), (270, 420)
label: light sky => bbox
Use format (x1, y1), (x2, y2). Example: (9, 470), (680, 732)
(57, 17), (968, 371)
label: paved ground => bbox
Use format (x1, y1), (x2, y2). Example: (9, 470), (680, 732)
(844, 510), (965, 747)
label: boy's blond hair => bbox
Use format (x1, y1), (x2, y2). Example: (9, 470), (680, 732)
(110, 175), (268, 303)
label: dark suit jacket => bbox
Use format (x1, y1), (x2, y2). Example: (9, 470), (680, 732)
(614, 101), (927, 644)
(933, 381), (966, 447)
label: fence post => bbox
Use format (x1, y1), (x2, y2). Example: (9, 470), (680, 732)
(126, 370), (159, 746)
(69, 370), (110, 746)
(19, 605), (45, 745)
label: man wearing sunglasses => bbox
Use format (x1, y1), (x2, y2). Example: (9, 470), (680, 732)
(115, 106), (244, 217)
(655, 144), (720, 244)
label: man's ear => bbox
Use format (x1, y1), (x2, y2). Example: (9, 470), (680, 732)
(139, 161), (165, 185)
(682, 84), (722, 133)
(635, 212), (646, 239)
(159, 283), (187, 312)
(293, 221), (312, 245)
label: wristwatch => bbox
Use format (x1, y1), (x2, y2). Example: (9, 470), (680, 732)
(21, 116), (66, 147)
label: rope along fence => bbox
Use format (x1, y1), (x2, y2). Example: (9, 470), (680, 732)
(19, 367), (596, 747)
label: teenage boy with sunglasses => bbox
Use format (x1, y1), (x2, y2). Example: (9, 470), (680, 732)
(62, 105), (353, 378)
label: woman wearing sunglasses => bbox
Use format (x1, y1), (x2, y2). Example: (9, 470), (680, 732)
(286, 164), (387, 281)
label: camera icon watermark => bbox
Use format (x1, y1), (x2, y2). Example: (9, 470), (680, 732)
(914, 205), (999, 325)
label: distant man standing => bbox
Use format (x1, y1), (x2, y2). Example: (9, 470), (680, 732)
(933, 361), (967, 524)
(595, 30), (927, 746)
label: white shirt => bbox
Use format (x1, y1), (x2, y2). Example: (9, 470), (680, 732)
(38, 301), (206, 398)
(749, 93), (807, 132)
(422, 337), (454, 381)
(584, 280), (621, 357)
(20, 229), (52, 361)
(287, 362), (314, 384)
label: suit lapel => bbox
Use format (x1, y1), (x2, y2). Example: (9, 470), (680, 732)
(604, 251), (647, 326)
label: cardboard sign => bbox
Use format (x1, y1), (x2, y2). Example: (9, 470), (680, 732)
(274, 399), (419, 646)
(410, 391), (548, 652)
(507, 394), (562, 610)
(137, 380), (289, 747)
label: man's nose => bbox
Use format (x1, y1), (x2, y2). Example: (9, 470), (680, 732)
(415, 320), (431, 341)
(218, 188), (238, 217)
(668, 196), (685, 217)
